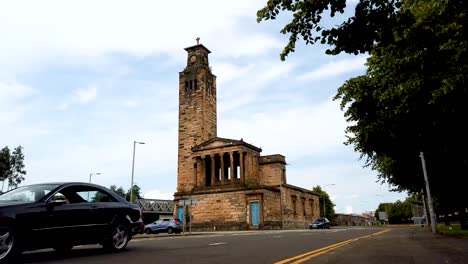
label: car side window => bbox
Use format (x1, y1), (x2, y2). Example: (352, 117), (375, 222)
(51, 186), (117, 204)
(76, 189), (117, 203)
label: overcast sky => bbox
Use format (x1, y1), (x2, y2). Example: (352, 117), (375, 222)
(0, 0), (408, 214)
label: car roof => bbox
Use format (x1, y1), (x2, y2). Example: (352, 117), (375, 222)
(20, 182), (128, 203)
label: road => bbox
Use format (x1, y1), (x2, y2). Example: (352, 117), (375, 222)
(19, 227), (468, 264)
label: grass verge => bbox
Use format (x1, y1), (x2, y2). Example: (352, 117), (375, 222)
(437, 224), (468, 237)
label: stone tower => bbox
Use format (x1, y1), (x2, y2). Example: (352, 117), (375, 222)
(177, 40), (217, 191)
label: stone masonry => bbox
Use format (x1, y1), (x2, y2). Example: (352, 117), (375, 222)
(174, 41), (320, 230)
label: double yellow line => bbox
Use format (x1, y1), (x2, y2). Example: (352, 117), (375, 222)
(275, 229), (390, 264)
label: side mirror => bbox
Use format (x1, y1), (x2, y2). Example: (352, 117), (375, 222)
(46, 199), (67, 208)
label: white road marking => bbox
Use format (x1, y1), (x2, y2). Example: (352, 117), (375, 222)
(209, 242), (227, 246)
(273, 236), (283, 238)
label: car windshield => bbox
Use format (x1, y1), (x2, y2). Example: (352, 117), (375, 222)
(0, 184), (59, 202)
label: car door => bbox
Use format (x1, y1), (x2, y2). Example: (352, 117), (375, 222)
(82, 187), (124, 239)
(41, 186), (96, 245)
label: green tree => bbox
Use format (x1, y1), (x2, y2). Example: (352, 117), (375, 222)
(110, 185), (127, 199)
(0, 146), (27, 191)
(126, 184), (142, 203)
(0, 147), (11, 192)
(258, 0), (468, 229)
(375, 196), (420, 224)
(312, 185), (335, 219)
(9, 146), (26, 189)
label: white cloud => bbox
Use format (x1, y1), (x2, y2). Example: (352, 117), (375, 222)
(74, 85), (98, 104)
(219, 98), (346, 160)
(123, 100), (139, 108)
(345, 206), (353, 214)
(0, 81), (37, 124)
(0, 0), (279, 76)
(299, 57), (367, 81)
(0, 81), (36, 100)
(144, 189), (175, 200)
(58, 85), (98, 110)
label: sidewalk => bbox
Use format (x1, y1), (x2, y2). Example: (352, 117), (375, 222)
(309, 226), (468, 264)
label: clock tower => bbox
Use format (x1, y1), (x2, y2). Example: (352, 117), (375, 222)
(177, 39), (217, 191)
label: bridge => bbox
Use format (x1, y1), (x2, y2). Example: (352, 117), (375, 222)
(137, 198), (174, 214)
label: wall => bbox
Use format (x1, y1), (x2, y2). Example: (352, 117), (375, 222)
(281, 186), (321, 229)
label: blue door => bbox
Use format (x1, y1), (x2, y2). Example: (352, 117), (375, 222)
(250, 202), (260, 226)
(178, 206), (184, 223)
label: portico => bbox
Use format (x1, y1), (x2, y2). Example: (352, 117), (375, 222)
(191, 137), (261, 188)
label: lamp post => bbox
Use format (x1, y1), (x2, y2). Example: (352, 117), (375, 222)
(89, 172), (101, 183)
(322, 184), (335, 218)
(88, 172), (101, 200)
(130, 141), (145, 203)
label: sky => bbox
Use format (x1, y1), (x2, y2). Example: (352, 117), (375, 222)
(0, 0), (408, 214)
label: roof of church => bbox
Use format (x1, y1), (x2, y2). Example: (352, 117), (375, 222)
(191, 137), (262, 152)
(184, 44), (211, 54)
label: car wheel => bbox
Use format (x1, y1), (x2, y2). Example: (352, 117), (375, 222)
(103, 223), (129, 252)
(54, 245), (73, 254)
(145, 229), (152, 234)
(167, 227), (174, 234)
(0, 225), (19, 262)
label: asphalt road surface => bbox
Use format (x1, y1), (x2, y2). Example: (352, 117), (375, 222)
(18, 227), (468, 264)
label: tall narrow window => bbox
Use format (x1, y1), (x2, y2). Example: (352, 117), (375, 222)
(189, 80), (193, 94)
(310, 200), (314, 217)
(302, 198), (306, 216)
(185, 81), (189, 94)
(194, 79), (198, 90)
(207, 81), (212, 96)
(292, 196), (297, 215)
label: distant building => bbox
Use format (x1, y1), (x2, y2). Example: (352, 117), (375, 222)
(173, 41), (321, 230)
(333, 213), (372, 226)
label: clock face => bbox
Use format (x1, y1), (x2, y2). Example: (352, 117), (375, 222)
(190, 55), (197, 63)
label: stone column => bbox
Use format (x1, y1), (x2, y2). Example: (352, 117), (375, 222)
(202, 156), (206, 187)
(220, 153), (225, 184)
(240, 151), (245, 184)
(230, 152), (235, 184)
(211, 154), (216, 186)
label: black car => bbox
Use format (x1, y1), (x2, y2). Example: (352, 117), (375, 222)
(0, 182), (144, 262)
(309, 217), (331, 229)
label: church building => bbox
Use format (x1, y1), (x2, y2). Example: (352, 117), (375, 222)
(173, 41), (320, 230)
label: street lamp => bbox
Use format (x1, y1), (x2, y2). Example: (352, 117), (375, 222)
(130, 141), (145, 203)
(88, 172), (101, 200)
(322, 184), (335, 218)
(89, 172), (101, 183)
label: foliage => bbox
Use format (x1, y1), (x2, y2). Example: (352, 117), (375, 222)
(375, 195), (423, 224)
(257, 0), (468, 226)
(0, 146), (27, 191)
(312, 185), (335, 219)
(126, 184), (142, 203)
(109, 184), (142, 202)
(110, 185), (127, 199)
(437, 224), (468, 237)
(0, 147), (11, 187)
(245, 178), (259, 189)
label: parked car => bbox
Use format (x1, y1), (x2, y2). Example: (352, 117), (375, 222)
(144, 218), (183, 234)
(0, 182), (144, 262)
(309, 217), (331, 229)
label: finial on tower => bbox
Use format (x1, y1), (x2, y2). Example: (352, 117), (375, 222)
(196, 37), (200, 45)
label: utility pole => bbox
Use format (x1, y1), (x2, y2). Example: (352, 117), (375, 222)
(419, 152), (437, 234)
